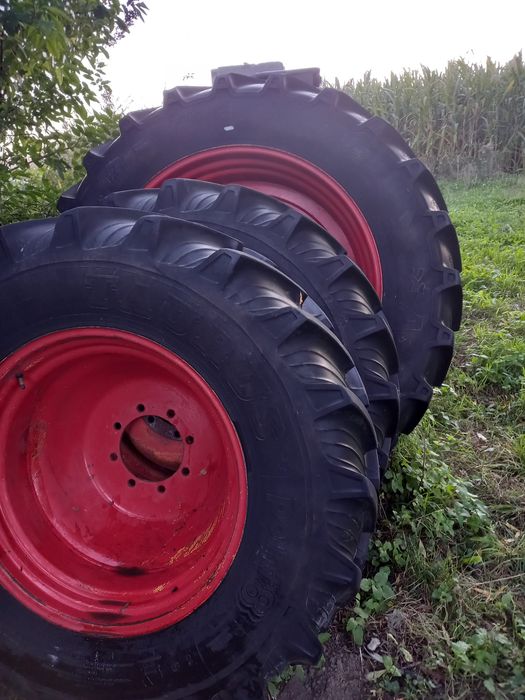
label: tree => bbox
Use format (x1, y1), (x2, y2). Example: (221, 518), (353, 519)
(0, 0), (148, 175)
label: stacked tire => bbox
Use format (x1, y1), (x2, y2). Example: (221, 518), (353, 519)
(0, 65), (461, 700)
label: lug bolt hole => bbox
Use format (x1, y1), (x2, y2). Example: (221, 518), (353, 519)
(137, 403), (145, 413)
(114, 422), (122, 431)
(157, 485), (166, 494)
(110, 452), (118, 461)
(167, 409), (175, 419)
(128, 479), (136, 488)
(182, 467), (190, 477)
(185, 435), (194, 445)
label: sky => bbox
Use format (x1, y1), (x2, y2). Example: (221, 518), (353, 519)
(107, 0), (525, 110)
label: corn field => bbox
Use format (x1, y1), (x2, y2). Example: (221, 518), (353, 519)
(337, 53), (525, 179)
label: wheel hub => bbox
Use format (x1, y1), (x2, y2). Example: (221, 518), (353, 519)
(0, 329), (247, 637)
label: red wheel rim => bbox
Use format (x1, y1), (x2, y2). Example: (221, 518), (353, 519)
(0, 329), (247, 637)
(146, 145), (383, 296)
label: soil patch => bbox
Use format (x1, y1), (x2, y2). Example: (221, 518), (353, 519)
(278, 632), (367, 700)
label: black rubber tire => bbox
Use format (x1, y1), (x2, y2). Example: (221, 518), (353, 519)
(0, 208), (378, 700)
(106, 178), (400, 470)
(58, 73), (462, 433)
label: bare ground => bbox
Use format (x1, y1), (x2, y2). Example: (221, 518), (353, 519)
(278, 632), (367, 700)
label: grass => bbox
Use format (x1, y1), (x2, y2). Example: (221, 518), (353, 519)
(340, 176), (525, 699)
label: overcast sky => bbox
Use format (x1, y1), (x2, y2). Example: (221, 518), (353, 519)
(107, 0), (525, 110)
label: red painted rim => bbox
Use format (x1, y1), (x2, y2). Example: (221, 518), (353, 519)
(0, 329), (247, 637)
(146, 145), (383, 296)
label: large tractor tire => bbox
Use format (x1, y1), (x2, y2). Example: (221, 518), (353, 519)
(58, 70), (462, 432)
(106, 179), (399, 470)
(0, 207), (378, 700)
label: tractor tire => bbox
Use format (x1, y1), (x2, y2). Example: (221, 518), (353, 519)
(0, 207), (378, 700)
(58, 72), (462, 432)
(106, 179), (399, 470)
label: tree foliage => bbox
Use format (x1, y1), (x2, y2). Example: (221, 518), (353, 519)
(0, 0), (147, 175)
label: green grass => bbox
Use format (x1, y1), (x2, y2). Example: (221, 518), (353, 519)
(343, 176), (525, 699)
